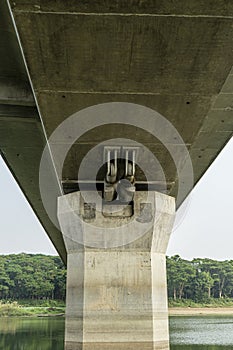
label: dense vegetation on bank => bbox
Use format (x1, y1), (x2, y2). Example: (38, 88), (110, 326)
(0, 254), (66, 301)
(1, 254), (233, 307)
(167, 255), (233, 302)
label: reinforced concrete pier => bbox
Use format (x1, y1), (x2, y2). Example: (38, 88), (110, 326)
(58, 191), (175, 349)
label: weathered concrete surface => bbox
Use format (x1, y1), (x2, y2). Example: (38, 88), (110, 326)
(7, 1), (233, 199)
(0, 0), (66, 262)
(58, 191), (175, 348)
(0, 0), (233, 262)
(9, 0), (233, 16)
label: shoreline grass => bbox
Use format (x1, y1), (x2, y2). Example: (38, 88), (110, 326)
(2, 299), (233, 317)
(168, 298), (233, 308)
(0, 301), (65, 317)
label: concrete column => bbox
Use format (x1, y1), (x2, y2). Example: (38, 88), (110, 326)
(57, 191), (175, 350)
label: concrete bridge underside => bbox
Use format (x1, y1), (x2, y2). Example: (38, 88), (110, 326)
(1, 1), (233, 262)
(1, 1), (233, 348)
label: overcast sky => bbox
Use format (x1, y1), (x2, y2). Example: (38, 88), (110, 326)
(0, 137), (233, 260)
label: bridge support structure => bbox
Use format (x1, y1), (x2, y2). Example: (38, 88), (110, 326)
(57, 190), (175, 350)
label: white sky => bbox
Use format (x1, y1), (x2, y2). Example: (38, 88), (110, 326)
(167, 137), (233, 261)
(0, 156), (57, 255)
(0, 137), (233, 260)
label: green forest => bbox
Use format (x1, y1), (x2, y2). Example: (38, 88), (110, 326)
(167, 255), (233, 302)
(1, 254), (233, 304)
(0, 254), (66, 301)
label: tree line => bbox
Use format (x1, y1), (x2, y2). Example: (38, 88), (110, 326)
(0, 254), (66, 300)
(167, 255), (233, 301)
(0, 254), (233, 302)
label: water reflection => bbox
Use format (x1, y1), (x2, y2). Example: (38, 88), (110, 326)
(170, 316), (233, 349)
(1, 316), (233, 349)
(0, 317), (64, 350)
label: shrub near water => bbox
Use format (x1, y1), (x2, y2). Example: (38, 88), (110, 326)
(0, 301), (65, 316)
(169, 298), (233, 308)
(0, 301), (30, 316)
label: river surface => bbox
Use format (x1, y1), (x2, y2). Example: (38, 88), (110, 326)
(0, 316), (233, 349)
(169, 316), (233, 349)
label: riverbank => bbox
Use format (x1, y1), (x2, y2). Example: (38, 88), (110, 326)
(0, 301), (65, 317)
(168, 299), (233, 316)
(0, 306), (65, 317)
(169, 307), (233, 316)
(2, 301), (233, 317)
